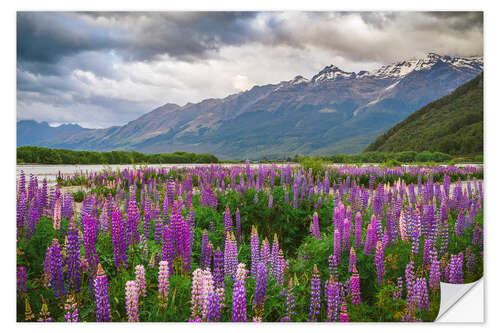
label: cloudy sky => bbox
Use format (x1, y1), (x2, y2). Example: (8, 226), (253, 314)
(17, 11), (483, 128)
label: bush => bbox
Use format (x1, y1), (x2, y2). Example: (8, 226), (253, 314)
(431, 152), (453, 162)
(394, 151), (417, 163)
(73, 189), (85, 202)
(415, 151), (433, 162)
(383, 159), (402, 168)
(298, 157), (325, 177)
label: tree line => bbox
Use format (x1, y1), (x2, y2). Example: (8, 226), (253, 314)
(17, 146), (219, 164)
(292, 150), (482, 164)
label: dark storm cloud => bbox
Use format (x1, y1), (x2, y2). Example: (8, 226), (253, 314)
(17, 12), (117, 64)
(81, 12), (260, 62)
(18, 11), (260, 67)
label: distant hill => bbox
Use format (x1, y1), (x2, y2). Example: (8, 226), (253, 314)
(17, 120), (86, 147)
(364, 72), (483, 155)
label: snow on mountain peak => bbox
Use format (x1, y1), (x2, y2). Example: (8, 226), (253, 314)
(368, 53), (483, 79)
(291, 75), (309, 85)
(272, 53), (483, 92)
(312, 65), (356, 82)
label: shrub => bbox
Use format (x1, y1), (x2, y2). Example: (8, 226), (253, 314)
(394, 151), (417, 163)
(431, 152), (453, 162)
(383, 159), (402, 168)
(298, 157), (325, 177)
(415, 151), (433, 162)
(73, 189), (85, 202)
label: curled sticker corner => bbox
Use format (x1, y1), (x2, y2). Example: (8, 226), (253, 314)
(436, 278), (483, 322)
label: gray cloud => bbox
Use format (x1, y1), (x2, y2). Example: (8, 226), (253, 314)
(17, 11), (483, 128)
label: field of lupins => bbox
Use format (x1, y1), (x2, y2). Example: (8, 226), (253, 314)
(16, 162), (483, 322)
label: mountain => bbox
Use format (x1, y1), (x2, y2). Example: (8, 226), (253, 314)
(364, 72), (483, 155)
(17, 120), (86, 147)
(20, 53), (483, 160)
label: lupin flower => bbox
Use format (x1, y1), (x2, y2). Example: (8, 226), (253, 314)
(405, 261), (416, 309)
(232, 263), (248, 322)
(224, 232), (238, 279)
(126, 199), (140, 245)
(455, 210), (464, 237)
(363, 223), (375, 255)
(472, 223), (482, 246)
(111, 206), (128, 270)
(204, 241), (213, 270)
(325, 276), (337, 321)
(350, 266), (361, 305)
(308, 264), (321, 322)
(271, 234), (280, 277)
(94, 264), (111, 322)
(413, 278), (430, 312)
(213, 248), (225, 290)
(260, 237), (270, 267)
(53, 197), (62, 231)
(333, 229), (341, 266)
(374, 241), (385, 284)
(429, 249), (441, 292)
(48, 238), (66, 298)
(343, 219), (350, 251)
(125, 280), (140, 322)
(191, 269), (204, 318)
(276, 249), (285, 286)
(82, 213), (100, 275)
(446, 254), (464, 284)
(422, 238), (432, 268)
(328, 254), (339, 281)
(339, 302), (349, 322)
(135, 265), (146, 298)
(65, 220), (81, 293)
(154, 216), (163, 245)
(439, 220), (449, 258)
(64, 294), (79, 322)
(158, 260), (170, 302)
(393, 276), (403, 300)
(280, 278), (296, 322)
(311, 212), (320, 239)
(467, 252), (476, 274)
(188, 204), (196, 245)
(201, 229), (209, 267)
(348, 247), (356, 273)
(250, 225), (260, 277)
(17, 266), (27, 299)
(206, 291), (221, 322)
(224, 205), (232, 236)
(354, 212), (362, 247)
(253, 262), (268, 319)
(190, 268), (214, 321)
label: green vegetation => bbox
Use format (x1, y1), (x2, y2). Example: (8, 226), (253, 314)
(364, 73), (483, 155)
(72, 190), (85, 203)
(298, 156), (326, 176)
(290, 151), (454, 164)
(16, 146), (219, 165)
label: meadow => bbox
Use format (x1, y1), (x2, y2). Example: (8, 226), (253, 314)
(16, 163), (483, 322)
